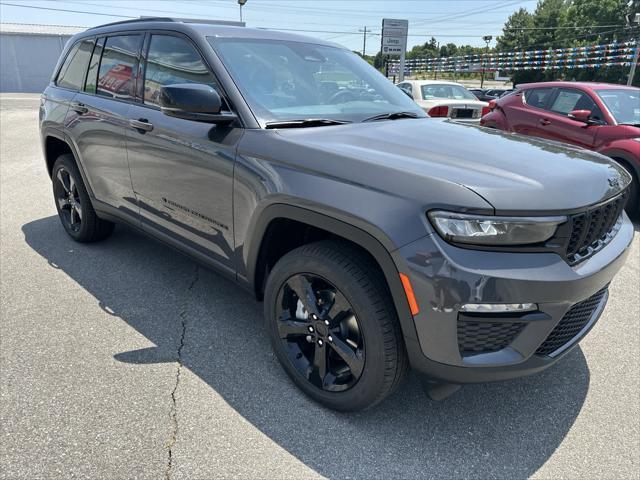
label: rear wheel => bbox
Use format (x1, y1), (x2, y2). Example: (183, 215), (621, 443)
(264, 240), (408, 411)
(52, 154), (114, 242)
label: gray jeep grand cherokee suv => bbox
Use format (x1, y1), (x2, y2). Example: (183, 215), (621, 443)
(40, 18), (634, 411)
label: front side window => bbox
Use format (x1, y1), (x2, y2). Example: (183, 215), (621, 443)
(144, 35), (218, 107)
(523, 88), (553, 109)
(96, 35), (142, 100)
(596, 88), (640, 126)
(56, 39), (94, 90)
(208, 37), (424, 124)
(549, 89), (599, 117)
(420, 84), (476, 101)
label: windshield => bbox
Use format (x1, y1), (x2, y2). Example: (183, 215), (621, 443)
(596, 88), (640, 125)
(420, 84), (477, 101)
(208, 37), (425, 125)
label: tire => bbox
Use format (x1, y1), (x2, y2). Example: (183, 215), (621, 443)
(52, 154), (115, 242)
(614, 159), (639, 218)
(264, 239), (408, 411)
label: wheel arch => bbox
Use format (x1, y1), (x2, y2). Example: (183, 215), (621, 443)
(42, 132), (95, 198)
(603, 150), (639, 183)
(246, 203), (418, 341)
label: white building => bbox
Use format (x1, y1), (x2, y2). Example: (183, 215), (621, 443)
(1, 23), (86, 93)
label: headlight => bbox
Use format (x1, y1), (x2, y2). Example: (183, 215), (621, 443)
(428, 210), (567, 246)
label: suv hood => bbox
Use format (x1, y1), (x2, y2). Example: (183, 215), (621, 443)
(274, 118), (630, 214)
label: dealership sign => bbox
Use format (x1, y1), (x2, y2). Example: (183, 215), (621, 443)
(381, 19), (407, 56)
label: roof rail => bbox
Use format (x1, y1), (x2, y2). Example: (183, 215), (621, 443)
(144, 17), (245, 27)
(87, 17), (245, 30)
(88, 17), (246, 30)
(87, 17), (175, 30)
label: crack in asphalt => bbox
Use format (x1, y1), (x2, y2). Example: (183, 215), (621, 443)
(164, 266), (199, 480)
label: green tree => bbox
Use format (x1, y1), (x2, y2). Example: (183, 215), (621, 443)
(496, 7), (535, 52)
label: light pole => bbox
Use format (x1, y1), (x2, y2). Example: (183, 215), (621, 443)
(480, 35), (492, 89)
(238, 0), (247, 23)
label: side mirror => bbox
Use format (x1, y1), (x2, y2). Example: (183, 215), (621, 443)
(159, 83), (237, 125)
(568, 109), (592, 123)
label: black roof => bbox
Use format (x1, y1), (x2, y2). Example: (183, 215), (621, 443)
(77, 17), (342, 48)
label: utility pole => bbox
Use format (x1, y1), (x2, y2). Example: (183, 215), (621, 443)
(238, 0), (247, 23)
(434, 41), (440, 80)
(629, 43), (639, 86)
(359, 27), (368, 57)
(627, 12), (640, 86)
(481, 35), (493, 89)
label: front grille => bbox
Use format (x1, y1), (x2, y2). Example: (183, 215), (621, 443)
(457, 321), (525, 356)
(565, 191), (628, 264)
(535, 287), (608, 356)
(453, 108), (474, 119)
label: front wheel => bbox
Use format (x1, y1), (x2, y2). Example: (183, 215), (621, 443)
(264, 240), (408, 411)
(613, 158), (639, 218)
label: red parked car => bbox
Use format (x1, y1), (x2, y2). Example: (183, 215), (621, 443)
(481, 81), (640, 215)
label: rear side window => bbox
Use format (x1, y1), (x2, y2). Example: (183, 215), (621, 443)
(96, 34), (142, 100)
(143, 34), (218, 107)
(397, 83), (412, 95)
(524, 88), (553, 109)
(56, 40), (94, 90)
(84, 37), (105, 94)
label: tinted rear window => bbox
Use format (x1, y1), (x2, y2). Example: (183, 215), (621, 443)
(56, 40), (94, 90)
(84, 37), (105, 94)
(524, 88), (554, 109)
(96, 35), (142, 100)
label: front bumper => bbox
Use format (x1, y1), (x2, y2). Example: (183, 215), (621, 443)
(395, 212), (634, 384)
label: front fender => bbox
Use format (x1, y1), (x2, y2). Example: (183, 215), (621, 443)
(242, 202), (420, 341)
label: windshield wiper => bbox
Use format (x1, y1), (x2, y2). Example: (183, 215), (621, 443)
(265, 118), (351, 129)
(362, 111), (421, 122)
(619, 122), (640, 127)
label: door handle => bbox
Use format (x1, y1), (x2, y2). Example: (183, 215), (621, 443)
(539, 118), (551, 126)
(70, 101), (88, 114)
(129, 118), (154, 132)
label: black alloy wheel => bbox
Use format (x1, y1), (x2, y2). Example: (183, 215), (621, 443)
(276, 273), (365, 392)
(51, 154), (114, 242)
(265, 240), (408, 411)
(54, 167), (83, 232)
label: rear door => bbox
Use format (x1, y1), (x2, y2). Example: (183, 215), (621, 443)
(536, 87), (604, 149)
(504, 87), (556, 139)
(65, 33), (143, 216)
(125, 32), (240, 272)
(43, 39), (94, 141)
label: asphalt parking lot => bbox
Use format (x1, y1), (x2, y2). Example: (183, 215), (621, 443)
(1, 93), (639, 480)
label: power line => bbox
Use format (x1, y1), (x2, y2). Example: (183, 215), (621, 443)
(0, 2), (134, 18)
(412, 0), (524, 27)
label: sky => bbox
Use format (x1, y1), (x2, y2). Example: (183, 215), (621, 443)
(0, 0), (540, 52)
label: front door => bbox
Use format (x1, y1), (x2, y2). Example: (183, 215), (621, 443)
(538, 88), (602, 149)
(125, 33), (240, 272)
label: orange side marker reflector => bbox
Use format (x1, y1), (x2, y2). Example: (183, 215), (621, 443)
(399, 273), (420, 316)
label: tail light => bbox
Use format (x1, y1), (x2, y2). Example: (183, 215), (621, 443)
(427, 105), (449, 117)
(480, 100), (497, 117)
